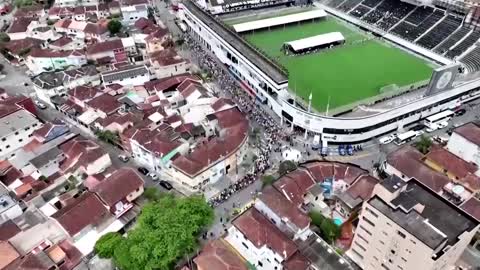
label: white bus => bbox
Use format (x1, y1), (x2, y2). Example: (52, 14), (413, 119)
(394, 130), (418, 145)
(424, 110), (454, 128)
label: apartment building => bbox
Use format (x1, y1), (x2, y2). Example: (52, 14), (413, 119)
(0, 110), (42, 159)
(347, 176), (480, 270)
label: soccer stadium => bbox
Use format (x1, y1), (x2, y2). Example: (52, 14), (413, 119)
(179, 0), (480, 143)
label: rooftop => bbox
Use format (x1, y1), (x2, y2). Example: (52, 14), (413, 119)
(182, 1), (287, 84)
(91, 168), (144, 207)
(0, 109), (39, 139)
(370, 178), (479, 250)
(101, 65), (149, 83)
(452, 122), (480, 146)
(425, 145), (478, 179)
(194, 240), (248, 270)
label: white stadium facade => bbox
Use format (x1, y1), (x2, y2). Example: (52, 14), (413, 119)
(178, 0), (480, 144)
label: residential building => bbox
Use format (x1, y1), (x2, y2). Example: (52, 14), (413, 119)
(86, 38), (135, 63)
(149, 48), (190, 79)
(0, 185), (23, 224)
(346, 176), (480, 270)
(0, 109), (42, 159)
(26, 21), (62, 42)
(101, 65), (151, 87)
(26, 49), (87, 75)
(48, 36), (85, 51)
(447, 122), (480, 167)
(90, 168), (144, 217)
(194, 240), (248, 270)
(54, 0), (99, 8)
(120, 3), (148, 25)
(33, 65), (100, 105)
(6, 17), (34, 40)
(145, 27), (171, 54)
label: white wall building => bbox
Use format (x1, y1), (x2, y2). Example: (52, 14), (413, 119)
(121, 4), (149, 25)
(26, 49), (87, 75)
(446, 122), (480, 167)
(0, 110), (42, 159)
(178, 1), (480, 143)
(346, 176), (480, 270)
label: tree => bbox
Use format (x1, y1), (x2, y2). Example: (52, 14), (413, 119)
(278, 160), (297, 176)
(94, 232), (123, 258)
(14, 0), (33, 7)
(95, 130), (120, 145)
(414, 135), (432, 154)
(96, 195), (214, 269)
(309, 211), (341, 244)
(107, 19), (122, 35)
(143, 187), (161, 201)
(0, 33), (10, 43)
(261, 175), (276, 188)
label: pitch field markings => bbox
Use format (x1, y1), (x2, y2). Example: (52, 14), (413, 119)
(243, 16), (433, 112)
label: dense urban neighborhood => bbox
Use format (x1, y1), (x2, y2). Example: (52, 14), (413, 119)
(1, 0), (480, 269)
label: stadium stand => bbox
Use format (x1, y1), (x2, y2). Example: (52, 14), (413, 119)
(460, 46), (480, 72)
(338, 0), (362, 12)
(434, 27), (471, 55)
(404, 6), (434, 25)
(416, 15), (462, 49)
(392, 9), (445, 41)
(371, 0), (415, 29)
(361, 0), (381, 8)
(349, 5), (371, 18)
(377, 15), (400, 30)
(446, 31), (480, 58)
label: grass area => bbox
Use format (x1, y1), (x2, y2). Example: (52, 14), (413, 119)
(244, 17), (433, 111)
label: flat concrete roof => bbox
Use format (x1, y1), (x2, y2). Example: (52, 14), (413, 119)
(183, 1), (288, 84)
(285, 32), (344, 51)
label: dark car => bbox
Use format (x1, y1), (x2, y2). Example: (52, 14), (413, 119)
(409, 124), (426, 131)
(454, 109), (466, 116)
(159, 180), (173, 190)
(137, 167), (149, 175)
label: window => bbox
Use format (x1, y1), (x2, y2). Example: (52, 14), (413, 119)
(258, 261), (263, 267)
(242, 242), (249, 249)
(18, 139), (23, 142)
(14, 131), (19, 135)
(362, 216), (375, 227)
(410, 240), (416, 245)
(357, 233), (369, 244)
(360, 225), (372, 236)
(33, 123), (38, 127)
(355, 241), (366, 252)
(1, 138), (5, 141)
(25, 127), (30, 131)
(352, 248), (364, 259)
(366, 207), (378, 218)
(397, 231), (406, 239)
(6, 145), (10, 149)
(401, 257), (407, 262)
(391, 249), (396, 255)
(373, 256), (379, 261)
(381, 263), (391, 270)
(379, 240), (385, 245)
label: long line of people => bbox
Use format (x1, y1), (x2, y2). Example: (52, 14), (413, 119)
(183, 35), (285, 207)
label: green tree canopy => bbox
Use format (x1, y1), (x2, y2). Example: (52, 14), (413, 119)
(95, 130), (119, 145)
(143, 187), (162, 201)
(261, 175), (277, 188)
(278, 160), (297, 176)
(14, 0), (33, 7)
(107, 19), (122, 35)
(94, 232), (123, 258)
(95, 194), (214, 270)
(309, 211), (341, 244)
(414, 135), (432, 154)
(0, 33), (10, 43)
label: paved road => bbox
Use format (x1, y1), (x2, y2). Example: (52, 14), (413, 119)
(0, 57), (173, 194)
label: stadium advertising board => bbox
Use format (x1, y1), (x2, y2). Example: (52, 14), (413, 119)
(425, 63), (460, 96)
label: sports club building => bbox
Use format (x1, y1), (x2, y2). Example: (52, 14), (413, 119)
(178, 1), (480, 144)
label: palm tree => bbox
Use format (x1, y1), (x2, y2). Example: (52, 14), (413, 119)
(414, 135), (432, 154)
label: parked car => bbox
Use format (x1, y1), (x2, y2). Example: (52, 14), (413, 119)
(379, 134), (395, 144)
(338, 145), (346, 156)
(426, 124), (439, 133)
(148, 172), (158, 181)
(159, 180), (173, 190)
(118, 155), (129, 162)
(320, 147), (329, 157)
(35, 100), (47, 110)
(137, 167), (149, 175)
(437, 121), (449, 129)
(454, 108), (466, 116)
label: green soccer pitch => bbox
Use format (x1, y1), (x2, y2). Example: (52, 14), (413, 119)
(243, 17), (434, 112)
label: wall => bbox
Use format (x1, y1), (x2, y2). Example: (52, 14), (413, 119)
(152, 61), (190, 79)
(447, 132), (480, 167)
(26, 55), (87, 75)
(126, 185), (144, 202)
(85, 154), (112, 175)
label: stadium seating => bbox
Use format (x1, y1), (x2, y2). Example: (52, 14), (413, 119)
(446, 31), (480, 58)
(361, 0), (381, 8)
(391, 21), (417, 40)
(338, 0), (362, 12)
(416, 15), (462, 49)
(460, 46), (480, 72)
(404, 6), (434, 25)
(349, 5), (371, 18)
(377, 15), (400, 30)
(362, 9), (384, 24)
(327, 0), (345, 8)
(392, 10), (445, 41)
(434, 27), (471, 55)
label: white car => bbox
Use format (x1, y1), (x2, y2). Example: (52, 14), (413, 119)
(426, 124), (438, 133)
(35, 100), (47, 109)
(148, 172), (158, 181)
(437, 121), (449, 129)
(379, 134), (396, 144)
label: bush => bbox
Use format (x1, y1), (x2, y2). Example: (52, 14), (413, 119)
(107, 19), (122, 35)
(0, 33), (10, 43)
(143, 187), (161, 201)
(414, 135), (432, 154)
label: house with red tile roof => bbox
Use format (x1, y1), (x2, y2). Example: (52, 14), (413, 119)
(225, 208), (310, 270)
(145, 26), (171, 53)
(149, 48), (190, 79)
(90, 168), (144, 217)
(6, 17), (34, 40)
(54, 0), (99, 9)
(447, 122), (480, 167)
(194, 240), (248, 270)
(86, 38), (136, 63)
(59, 136), (112, 176)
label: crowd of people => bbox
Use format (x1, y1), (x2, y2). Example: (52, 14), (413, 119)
(183, 35), (286, 207)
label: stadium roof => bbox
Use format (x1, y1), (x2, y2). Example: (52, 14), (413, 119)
(232, 9), (327, 33)
(285, 32), (345, 52)
(183, 1), (288, 84)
